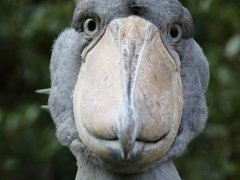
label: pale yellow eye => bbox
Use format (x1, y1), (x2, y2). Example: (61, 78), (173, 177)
(84, 18), (99, 36)
(168, 24), (182, 43)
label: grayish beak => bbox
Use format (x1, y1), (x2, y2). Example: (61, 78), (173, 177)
(73, 16), (183, 163)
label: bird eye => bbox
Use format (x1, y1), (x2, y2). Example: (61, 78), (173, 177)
(84, 18), (99, 37)
(168, 24), (182, 43)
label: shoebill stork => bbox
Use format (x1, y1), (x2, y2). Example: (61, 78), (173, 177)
(45, 0), (210, 179)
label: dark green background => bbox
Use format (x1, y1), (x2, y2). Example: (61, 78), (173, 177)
(0, 0), (239, 179)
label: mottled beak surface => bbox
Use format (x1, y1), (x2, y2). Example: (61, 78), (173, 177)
(73, 16), (183, 172)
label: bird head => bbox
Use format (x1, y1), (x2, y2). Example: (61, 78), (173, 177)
(48, 0), (209, 174)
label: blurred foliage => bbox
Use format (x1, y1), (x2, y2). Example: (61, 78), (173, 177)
(0, 0), (76, 179)
(176, 0), (240, 180)
(0, 0), (239, 179)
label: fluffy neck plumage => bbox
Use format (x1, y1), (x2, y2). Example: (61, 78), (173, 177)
(75, 154), (181, 180)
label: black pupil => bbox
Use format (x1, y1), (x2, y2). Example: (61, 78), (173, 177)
(87, 20), (96, 32)
(170, 26), (179, 38)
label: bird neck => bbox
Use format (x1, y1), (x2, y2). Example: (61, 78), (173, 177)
(75, 155), (181, 180)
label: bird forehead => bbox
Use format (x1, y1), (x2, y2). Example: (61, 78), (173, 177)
(74, 0), (185, 28)
(76, 0), (182, 9)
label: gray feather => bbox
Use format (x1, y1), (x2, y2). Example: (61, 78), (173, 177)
(41, 105), (49, 110)
(48, 0), (209, 179)
(36, 88), (50, 95)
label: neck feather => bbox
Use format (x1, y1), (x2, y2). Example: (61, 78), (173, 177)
(75, 155), (181, 180)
